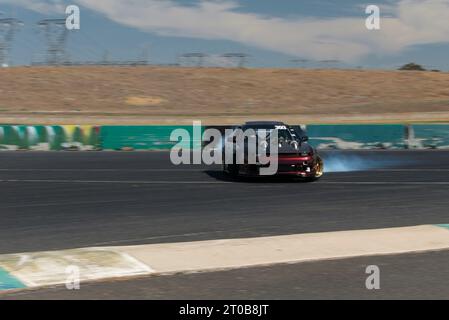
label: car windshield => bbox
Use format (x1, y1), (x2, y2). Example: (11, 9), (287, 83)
(241, 125), (294, 142)
(263, 129), (293, 143)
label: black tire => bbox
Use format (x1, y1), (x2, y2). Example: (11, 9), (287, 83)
(222, 147), (239, 177)
(223, 163), (239, 176)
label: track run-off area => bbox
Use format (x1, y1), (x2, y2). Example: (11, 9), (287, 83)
(0, 150), (449, 299)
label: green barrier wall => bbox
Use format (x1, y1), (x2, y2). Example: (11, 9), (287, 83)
(1, 124), (447, 151)
(100, 125), (204, 150)
(410, 124), (449, 149)
(0, 125), (100, 151)
(306, 124), (406, 149)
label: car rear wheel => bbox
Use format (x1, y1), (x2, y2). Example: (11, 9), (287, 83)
(223, 163), (239, 176)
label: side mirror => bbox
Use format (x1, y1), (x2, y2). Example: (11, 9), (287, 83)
(301, 136), (309, 142)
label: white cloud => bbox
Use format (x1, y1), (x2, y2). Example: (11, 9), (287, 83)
(3, 0), (449, 63)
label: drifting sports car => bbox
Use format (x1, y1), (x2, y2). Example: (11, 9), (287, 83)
(222, 121), (324, 181)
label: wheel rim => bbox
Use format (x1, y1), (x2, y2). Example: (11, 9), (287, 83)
(315, 157), (324, 178)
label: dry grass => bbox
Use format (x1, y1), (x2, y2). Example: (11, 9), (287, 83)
(1, 66), (449, 124)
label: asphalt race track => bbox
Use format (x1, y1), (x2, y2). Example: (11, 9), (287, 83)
(1, 150), (449, 254)
(1, 150), (449, 299)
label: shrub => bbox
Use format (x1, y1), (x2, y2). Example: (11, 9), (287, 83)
(398, 63), (426, 71)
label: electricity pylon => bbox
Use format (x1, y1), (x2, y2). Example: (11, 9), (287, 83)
(37, 19), (68, 65)
(222, 53), (249, 68)
(0, 18), (23, 67)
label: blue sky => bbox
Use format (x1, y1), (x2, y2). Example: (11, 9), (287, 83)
(1, 0), (449, 69)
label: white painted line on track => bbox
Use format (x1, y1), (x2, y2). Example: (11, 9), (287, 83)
(1, 179), (449, 185)
(2, 198), (140, 209)
(0, 167), (449, 173)
(0, 168), (204, 172)
(370, 169), (449, 172)
(0, 168), (448, 172)
(0, 179), (232, 184)
(318, 181), (449, 185)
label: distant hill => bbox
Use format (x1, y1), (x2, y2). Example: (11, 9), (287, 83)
(0, 66), (448, 124)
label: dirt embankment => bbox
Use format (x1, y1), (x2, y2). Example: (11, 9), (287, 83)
(0, 66), (448, 124)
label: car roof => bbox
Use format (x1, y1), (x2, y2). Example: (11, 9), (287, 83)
(243, 121), (286, 126)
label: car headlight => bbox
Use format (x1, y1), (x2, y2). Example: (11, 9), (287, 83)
(300, 150), (313, 156)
